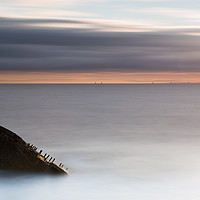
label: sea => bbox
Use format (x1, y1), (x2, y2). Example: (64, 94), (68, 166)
(1, 84), (200, 200)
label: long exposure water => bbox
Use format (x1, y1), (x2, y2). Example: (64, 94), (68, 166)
(1, 84), (200, 200)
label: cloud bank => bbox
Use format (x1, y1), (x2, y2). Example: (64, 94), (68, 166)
(1, 17), (200, 74)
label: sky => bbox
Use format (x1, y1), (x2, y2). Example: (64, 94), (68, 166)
(1, 0), (200, 83)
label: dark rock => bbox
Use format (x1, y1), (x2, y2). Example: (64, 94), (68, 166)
(0, 126), (68, 175)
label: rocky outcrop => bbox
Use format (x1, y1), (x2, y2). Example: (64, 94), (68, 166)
(0, 126), (68, 175)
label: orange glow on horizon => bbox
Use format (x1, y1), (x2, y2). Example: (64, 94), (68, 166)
(1, 71), (200, 84)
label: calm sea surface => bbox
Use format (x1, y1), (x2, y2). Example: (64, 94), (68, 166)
(1, 84), (200, 200)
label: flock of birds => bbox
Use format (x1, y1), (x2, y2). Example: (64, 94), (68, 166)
(27, 143), (67, 170)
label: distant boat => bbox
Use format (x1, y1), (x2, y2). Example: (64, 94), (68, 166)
(94, 82), (103, 84)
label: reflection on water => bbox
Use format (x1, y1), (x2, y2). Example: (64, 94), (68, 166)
(1, 84), (200, 200)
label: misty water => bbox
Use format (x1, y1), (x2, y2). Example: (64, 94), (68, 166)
(1, 84), (200, 200)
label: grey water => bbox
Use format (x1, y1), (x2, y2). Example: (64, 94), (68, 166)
(1, 84), (200, 200)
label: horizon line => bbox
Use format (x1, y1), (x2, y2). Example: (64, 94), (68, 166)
(0, 82), (198, 85)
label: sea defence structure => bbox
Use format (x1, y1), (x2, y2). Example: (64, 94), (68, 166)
(0, 126), (68, 175)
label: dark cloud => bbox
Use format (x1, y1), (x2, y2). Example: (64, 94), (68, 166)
(1, 17), (200, 73)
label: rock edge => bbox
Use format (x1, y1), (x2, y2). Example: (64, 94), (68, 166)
(0, 126), (68, 175)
